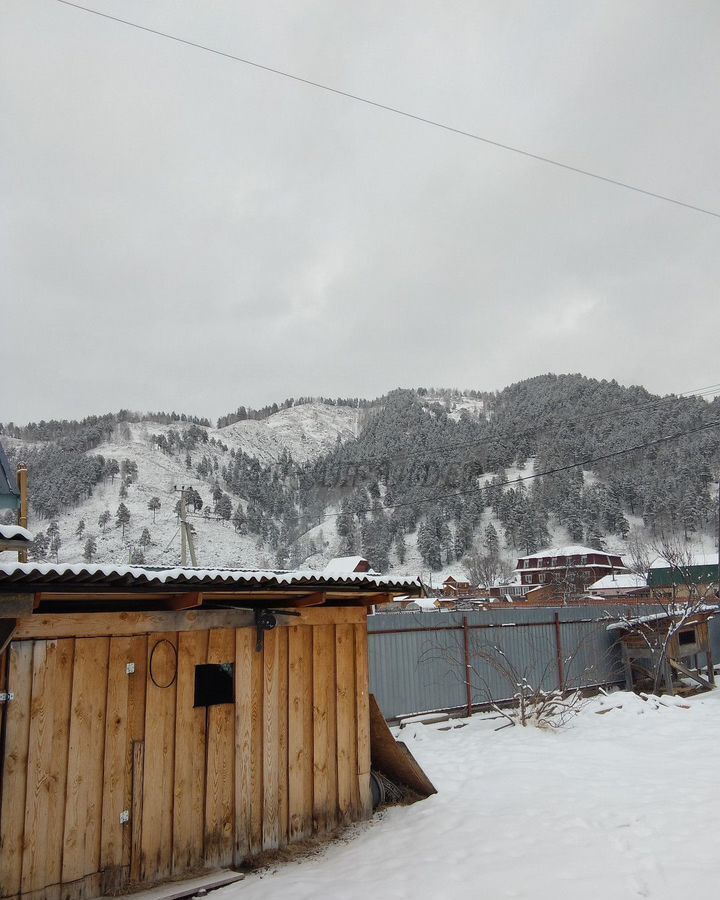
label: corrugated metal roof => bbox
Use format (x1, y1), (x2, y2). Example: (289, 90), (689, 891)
(0, 524), (33, 544)
(0, 561), (422, 593)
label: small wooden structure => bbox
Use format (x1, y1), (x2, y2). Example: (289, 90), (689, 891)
(0, 562), (421, 900)
(441, 576), (471, 597)
(610, 609), (717, 696)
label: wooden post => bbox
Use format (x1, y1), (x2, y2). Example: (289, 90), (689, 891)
(462, 616), (472, 717)
(554, 612), (565, 691)
(17, 465), (28, 564)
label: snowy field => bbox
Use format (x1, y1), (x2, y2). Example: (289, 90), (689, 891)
(218, 690), (720, 900)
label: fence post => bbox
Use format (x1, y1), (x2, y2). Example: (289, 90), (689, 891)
(463, 616), (473, 717)
(554, 612), (565, 690)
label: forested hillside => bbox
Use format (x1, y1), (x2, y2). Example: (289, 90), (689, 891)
(2, 376), (718, 575)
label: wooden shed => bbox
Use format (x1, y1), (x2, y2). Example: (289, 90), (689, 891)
(0, 562), (420, 900)
(609, 608), (717, 695)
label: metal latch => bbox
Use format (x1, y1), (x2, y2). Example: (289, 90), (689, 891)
(0, 692), (14, 703)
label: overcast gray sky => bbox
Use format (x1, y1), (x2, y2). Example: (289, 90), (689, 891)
(2, 1), (719, 424)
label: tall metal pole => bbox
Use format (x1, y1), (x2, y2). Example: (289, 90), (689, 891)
(180, 486), (187, 567)
(178, 486), (197, 567)
(462, 615), (473, 718)
(717, 479), (720, 600)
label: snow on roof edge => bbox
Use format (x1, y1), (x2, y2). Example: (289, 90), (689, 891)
(0, 561), (421, 590)
(0, 524), (33, 543)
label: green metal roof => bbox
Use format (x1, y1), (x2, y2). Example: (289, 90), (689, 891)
(648, 563), (719, 588)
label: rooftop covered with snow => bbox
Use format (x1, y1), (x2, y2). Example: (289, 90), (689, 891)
(588, 572), (647, 592)
(517, 545), (621, 561)
(323, 556), (377, 574)
(0, 561), (421, 607)
(0, 523), (33, 549)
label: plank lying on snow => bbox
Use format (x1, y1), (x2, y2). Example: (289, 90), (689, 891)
(97, 869), (244, 900)
(369, 695), (436, 798)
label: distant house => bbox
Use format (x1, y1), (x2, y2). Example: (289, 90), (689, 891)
(324, 556), (376, 575)
(587, 572), (648, 597)
(515, 545), (626, 590)
(442, 575), (472, 596)
(406, 597), (456, 612)
(648, 553), (719, 597)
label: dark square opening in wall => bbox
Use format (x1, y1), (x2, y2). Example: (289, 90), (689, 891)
(678, 629), (697, 647)
(194, 662), (235, 707)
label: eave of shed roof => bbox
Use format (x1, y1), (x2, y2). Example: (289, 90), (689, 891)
(0, 562), (422, 607)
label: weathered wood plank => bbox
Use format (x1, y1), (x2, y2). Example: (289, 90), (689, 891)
(13, 605), (364, 640)
(234, 627), (253, 864)
(124, 635), (147, 875)
(300, 627), (314, 836)
(100, 637), (134, 888)
(249, 637), (263, 855)
(141, 634), (177, 883)
(287, 626), (306, 842)
(130, 742), (144, 885)
(335, 624), (356, 824)
(0, 594), (34, 618)
(668, 657), (714, 689)
(62, 637), (111, 885)
(262, 629), (280, 851)
(0, 641), (33, 897)
(204, 629), (236, 868)
(172, 629), (208, 875)
(354, 623), (372, 818)
(277, 627), (289, 847)
(45, 639), (75, 891)
(21, 641), (60, 894)
(14, 610), (255, 640)
(312, 624), (337, 834)
(369, 694), (436, 798)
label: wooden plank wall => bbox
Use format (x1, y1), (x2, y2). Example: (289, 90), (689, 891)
(0, 609), (371, 900)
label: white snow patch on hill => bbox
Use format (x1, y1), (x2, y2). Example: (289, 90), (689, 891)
(215, 403), (360, 464)
(0, 403), (361, 570)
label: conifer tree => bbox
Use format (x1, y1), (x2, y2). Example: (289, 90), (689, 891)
(83, 535), (97, 563)
(115, 502), (131, 539)
(148, 497), (161, 522)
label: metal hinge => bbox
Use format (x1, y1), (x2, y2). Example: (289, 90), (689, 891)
(0, 692), (14, 703)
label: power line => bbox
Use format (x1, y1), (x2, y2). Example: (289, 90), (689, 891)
(307, 381), (720, 470)
(319, 418), (720, 519)
(56, 0), (720, 220)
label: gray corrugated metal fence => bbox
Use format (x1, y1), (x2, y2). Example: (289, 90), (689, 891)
(368, 605), (717, 720)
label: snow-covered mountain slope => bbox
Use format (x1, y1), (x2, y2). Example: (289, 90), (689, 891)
(214, 403), (360, 464)
(0, 402), (360, 570)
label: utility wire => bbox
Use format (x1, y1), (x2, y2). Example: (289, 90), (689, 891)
(304, 381), (720, 470)
(56, 0), (720, 220)
(319, 418), (720, 518)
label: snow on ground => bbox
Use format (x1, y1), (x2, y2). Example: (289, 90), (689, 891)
(215, 403), (360, 465)
(218, 689), (720, 900)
